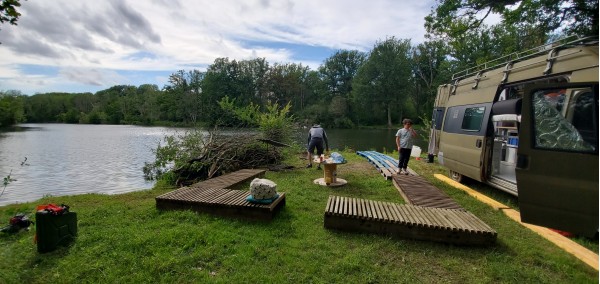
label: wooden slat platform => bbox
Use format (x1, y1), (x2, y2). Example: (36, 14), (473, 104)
(324, 196), (497, 245)
(187, 168), (266, 189)
(156, 188), (286, 220)
(392, 175), (464, 210)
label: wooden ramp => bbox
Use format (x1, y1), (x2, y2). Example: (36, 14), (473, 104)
(392, 175), (464, 210)
(187, 169), (266, 189)
(356, 151), (401, 179)
(156, 188), (286, 220)
(324, 196), (497, 245)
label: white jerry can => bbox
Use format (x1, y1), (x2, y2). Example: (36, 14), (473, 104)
(410, 146), (422, 158)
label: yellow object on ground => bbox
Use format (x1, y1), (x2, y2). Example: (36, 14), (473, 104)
(435, 174), (598, 271)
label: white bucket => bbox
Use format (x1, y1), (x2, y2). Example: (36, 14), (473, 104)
(410, 146), (422, 157)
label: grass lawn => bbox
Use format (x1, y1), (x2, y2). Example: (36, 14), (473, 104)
(0, 149), (597, 283)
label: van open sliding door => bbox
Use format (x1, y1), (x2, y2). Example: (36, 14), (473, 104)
(517, 83), (598, 237)
(439, 103), (492, 181)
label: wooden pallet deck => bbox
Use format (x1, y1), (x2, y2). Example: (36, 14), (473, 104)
(155, 169), (285, 220)
(187, 169), (266, 189)
(156, 188), (286, 220)
(324, 196), (497, 245)
(356, 151), (403, 179)
(392, 175), (464, 210)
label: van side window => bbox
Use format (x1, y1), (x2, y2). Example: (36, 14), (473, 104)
(532, 88), (596, 152)
(571, 91), (597, 147)
(461, 107), (486, 131)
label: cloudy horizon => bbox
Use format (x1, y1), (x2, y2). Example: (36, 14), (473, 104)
(0, 0), (437, 95)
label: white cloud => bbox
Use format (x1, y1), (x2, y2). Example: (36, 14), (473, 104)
(0, 0), (436, 94)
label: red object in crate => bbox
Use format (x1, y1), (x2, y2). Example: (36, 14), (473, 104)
(36, 204), (69, 215)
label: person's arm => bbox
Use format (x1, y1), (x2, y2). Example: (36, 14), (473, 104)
(410, 127), (417, 138)
(395, 135), (401, 150)
(307, 130), (312, 144)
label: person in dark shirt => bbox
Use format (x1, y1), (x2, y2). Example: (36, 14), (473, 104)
(306, 124), (329, 170)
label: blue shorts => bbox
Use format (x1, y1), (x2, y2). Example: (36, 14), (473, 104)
(308, 138), (324, 155)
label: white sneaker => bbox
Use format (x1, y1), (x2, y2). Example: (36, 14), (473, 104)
(397, 169), (405, 175)
(404, 168), (409, 175)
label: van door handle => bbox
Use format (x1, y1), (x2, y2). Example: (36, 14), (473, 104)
(476, 139), (483, 148)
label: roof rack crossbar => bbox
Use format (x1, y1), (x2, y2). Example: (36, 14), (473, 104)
(451, 35), (598, 82)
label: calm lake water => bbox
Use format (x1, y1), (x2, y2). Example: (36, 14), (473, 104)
(0, 124), (427, 206)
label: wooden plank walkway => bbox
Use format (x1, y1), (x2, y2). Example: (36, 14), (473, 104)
(392, 175), (464, 210)
(356, 151), (402, 179)
(324, 196), (497, 245)
(156, 188), (286, 220)
(187, 169), (266, 189)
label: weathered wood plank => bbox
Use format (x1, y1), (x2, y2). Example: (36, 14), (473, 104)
(324, 196), (497, 246)
(156, 171), (285, 221)
(392, 175), (464, 210)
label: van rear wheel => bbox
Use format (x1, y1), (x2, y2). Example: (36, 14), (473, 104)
(449, 170), (463, 183)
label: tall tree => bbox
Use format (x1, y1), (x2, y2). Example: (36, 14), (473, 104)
(351, 37), (413, 127)
(0, 90), (25, 126)
(426, 0), (598, 40)
(411, 40), (453, 119)
(319, 50), (367, 100)
(266, 63), (308, 109)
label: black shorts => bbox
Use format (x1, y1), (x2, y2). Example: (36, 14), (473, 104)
(308, 138), (324, 155)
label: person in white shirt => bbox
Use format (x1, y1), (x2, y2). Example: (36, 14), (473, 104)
(395, 119), (417, 175)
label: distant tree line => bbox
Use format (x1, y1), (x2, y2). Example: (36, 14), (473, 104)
(1, 0), (596, 129)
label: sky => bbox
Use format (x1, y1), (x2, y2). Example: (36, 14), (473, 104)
(0, 0), (438, 95)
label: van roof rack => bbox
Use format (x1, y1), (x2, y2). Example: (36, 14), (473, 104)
(451, 35), (599, 81)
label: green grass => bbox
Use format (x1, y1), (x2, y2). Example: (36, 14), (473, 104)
(0, 150), (597, 283)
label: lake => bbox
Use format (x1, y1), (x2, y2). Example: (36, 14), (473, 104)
(0, 124), (427, 206)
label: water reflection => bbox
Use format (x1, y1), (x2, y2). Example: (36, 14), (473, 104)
(0, 124), (179, 206)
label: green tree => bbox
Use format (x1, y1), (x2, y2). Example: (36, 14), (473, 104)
(351, 37), (413, 127)
(0, 0), (21, 27)
(135, 84), (161, 124)
(319, 50), (366, 100)
(0, 90), (25, 127)
(163, 70), (204, 124)
(410, 40), (453, 120)
(426, 0), (598, 40)
(266, 63), (309, 111)
(0, 0), (21, 44)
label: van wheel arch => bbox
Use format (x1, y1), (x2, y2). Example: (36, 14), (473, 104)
(449, 170), (463, 183)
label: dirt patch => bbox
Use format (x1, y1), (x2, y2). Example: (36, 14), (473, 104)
(342, 160), (376, 173)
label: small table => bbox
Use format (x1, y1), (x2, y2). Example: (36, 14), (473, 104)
(312, 157), (347, 187)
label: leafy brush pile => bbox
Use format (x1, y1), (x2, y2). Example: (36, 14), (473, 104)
(143, 128), (282, 186)
(144, 99), (295, 186)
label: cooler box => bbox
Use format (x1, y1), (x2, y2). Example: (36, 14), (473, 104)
(36, 211), (77, 253)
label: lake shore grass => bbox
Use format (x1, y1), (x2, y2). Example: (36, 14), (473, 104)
(0, 150), (597, 283)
